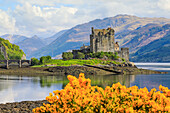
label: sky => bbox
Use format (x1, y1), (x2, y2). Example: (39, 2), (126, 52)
(0, 0), (170, 38)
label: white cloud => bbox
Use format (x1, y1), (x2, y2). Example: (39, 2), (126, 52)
(157, 0), (170, 11)
(0, 0), (170, 38)
(13, 2), (78, 37)
(0, 9), (16, 36)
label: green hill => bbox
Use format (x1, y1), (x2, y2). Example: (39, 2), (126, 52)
(0, 37), (25, 60)
(130, 31), (170, 62)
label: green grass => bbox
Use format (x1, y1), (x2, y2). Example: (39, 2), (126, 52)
(32, 59), (121, 67)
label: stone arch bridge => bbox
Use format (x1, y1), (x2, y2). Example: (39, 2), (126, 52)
(0, 60), (31, 69)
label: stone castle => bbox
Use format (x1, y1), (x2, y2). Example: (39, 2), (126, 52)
(70, 27), (129, 61)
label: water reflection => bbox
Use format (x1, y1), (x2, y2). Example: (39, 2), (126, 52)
(37, 74), (136, 89)
(0, 69), (170, 104)
(0, 74), (136, 103)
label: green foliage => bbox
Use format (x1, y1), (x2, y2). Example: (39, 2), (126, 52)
(0, 37), (25, 60)
(89, 51), (119, 60)
(76, 52), (85, 59)
(0, 52), (5, 60)
(113, 52), (119, 60)
(62, 52), (73, 60)
(33, 59), (120, 67)
(31, 58), (40, 65)
(40, 56), (51, 64)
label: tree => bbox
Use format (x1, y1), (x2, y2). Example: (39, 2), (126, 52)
(76, 52), (85, 59)
(31, 58), (39, 65)
(62, 52), (73, 60)
(40, 56), (51, 64)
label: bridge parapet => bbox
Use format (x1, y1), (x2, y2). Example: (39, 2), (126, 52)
(0, 60), (31, 69)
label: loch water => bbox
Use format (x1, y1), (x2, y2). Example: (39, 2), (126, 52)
(0, 63), (170, 104)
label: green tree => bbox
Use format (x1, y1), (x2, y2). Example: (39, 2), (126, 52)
(62, 52), (73, 60)
(0, 37), (25, 60)
(31, 58), (39, 65)
(76, 52), (85, 59)
(0, 52), (5, 60)
(40, 56), (51, 64)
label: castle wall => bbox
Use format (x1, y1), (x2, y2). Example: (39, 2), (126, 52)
(121, 48), (129, 62)
(72, 48), (90, 59)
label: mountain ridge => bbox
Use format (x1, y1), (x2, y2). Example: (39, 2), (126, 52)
(30, 14), (170, 59)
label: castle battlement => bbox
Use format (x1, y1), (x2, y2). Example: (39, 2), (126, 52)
(90, 27), (115, 53)
(91, 27), (114, 37)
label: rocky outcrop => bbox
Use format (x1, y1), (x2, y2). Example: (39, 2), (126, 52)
(0, 45), (8, 59)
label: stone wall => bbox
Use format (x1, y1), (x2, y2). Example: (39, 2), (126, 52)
(90, 27), (115, 53)
(72, 48), (90, 59)
(120, 48), (129, 62)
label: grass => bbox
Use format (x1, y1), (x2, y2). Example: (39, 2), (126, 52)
(32, 59), (121, 67)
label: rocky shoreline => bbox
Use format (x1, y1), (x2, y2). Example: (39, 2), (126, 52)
(0, 65), (167, 76)
(0, 100), (48, 113)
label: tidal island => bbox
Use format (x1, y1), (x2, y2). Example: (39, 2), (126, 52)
(0, 27), (166, 75)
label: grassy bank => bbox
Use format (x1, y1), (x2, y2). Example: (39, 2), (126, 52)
(32, 59), (120, 67)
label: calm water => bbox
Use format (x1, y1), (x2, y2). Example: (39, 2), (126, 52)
(0, 63), (170, 104)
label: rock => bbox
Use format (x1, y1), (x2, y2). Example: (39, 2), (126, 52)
(0, 100), (48, 113)
(128, 62), (136, 67)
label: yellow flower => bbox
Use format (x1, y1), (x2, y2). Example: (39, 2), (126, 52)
(32, 74), (170, 113)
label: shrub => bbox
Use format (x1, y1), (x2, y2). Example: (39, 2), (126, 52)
(62, 52), (73, 60)
(40, 56), (51, 64)
(33, 73), (170, 113)
(31, 58), (39, 65)
(75, 52), (85, 59)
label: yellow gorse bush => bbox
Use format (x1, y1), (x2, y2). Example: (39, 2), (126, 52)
(33, 73), (170, 113)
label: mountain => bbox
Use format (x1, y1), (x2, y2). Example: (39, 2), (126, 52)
(0, 34), (28, 44)
(16, 35), (46, 58)
(30, 14), (170, 59)
(130, 24), (170, 62)
(116, 23), (170, 52)
(42, 30), (67, 45)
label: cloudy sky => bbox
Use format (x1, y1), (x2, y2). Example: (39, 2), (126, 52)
(0, 0), (170, 38)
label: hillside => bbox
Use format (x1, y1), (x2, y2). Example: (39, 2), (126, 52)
(116, 24), (170, 53)
(130, 25), (170, 62)
(0, 38), (25, 60)
(30, 14), (170, 59)
(16, 35), (46, 58)
(42, 30), (67, 45)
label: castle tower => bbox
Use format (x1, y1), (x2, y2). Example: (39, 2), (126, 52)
(90, 27), (115, 53)
(121, 48), (129, 62)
